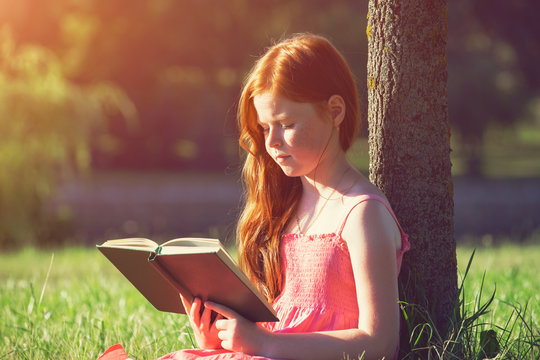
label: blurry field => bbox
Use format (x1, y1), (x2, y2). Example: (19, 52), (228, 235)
(0, 244), (539, 359)
(452, 124), (540, 178)
(347, 123), (540, 179)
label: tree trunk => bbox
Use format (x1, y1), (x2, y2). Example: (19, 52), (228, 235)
(366, 0), (457, 354)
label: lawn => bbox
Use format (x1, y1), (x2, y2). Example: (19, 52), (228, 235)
(0, 244), (538, 359)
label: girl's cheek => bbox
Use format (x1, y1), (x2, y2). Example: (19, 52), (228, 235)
(287, 132), (311, 152)
(283, 133), (295, 146)
(286, 129), (306, 145)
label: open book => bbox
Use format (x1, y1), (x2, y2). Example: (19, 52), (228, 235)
(97, 237), (278, 323)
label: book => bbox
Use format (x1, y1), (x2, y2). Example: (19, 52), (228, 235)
(97, 237), (278, 323)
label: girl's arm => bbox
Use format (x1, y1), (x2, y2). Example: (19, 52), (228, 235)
(206, 200), (402, 360)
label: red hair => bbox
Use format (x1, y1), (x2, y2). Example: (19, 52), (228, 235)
(237, 34), (360, 302)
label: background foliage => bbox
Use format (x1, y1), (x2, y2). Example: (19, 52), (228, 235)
(0, 1), (539, 247)
(0, 27), (135, 248)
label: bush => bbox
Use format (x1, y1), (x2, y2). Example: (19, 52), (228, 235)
(0, 26), (135, 248)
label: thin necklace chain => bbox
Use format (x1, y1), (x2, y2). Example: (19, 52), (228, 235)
(318, 170), (360, 201)
(296, 167), (351, 234)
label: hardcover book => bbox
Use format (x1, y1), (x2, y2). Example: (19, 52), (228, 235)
(97, 237), (278, 323)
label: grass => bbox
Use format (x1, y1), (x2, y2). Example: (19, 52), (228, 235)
(0, 243), (538, 359)
(400, 244), (539, 359)
(456, 244), (539, 325)
(0, 248), (194, 359)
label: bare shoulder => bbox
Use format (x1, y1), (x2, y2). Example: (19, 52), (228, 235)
(340, 192), (401, 251)
(343, 172), (388, 202)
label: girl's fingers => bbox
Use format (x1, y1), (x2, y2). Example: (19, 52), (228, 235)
(214, 314), (224, 328)
(190, 297), (202, 324)
(217, 330), (227, 340)
(214, 316), (229, 330)
(179, 294), (191, 314)
(200, 302), (212, 328)
(221, 340), (233, 351)
(204, 301), (241, 320)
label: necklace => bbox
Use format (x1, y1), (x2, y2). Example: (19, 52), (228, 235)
(317, 169), (360, 201)
(295, 167), (351, 234)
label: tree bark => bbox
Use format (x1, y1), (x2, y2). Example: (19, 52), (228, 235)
(366, 0), (457, 352)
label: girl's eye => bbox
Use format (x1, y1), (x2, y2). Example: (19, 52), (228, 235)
(281, 123), (294, 129)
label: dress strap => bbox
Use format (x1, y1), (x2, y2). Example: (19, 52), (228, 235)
(337, 194), (408, 242)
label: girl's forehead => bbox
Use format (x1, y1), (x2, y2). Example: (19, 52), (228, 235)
(253, 92), (315, 121)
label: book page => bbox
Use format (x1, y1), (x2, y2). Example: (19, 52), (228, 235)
(161, 237), (220, 247)
(100, 238), (158, 249)
(159, 245), (219, 255)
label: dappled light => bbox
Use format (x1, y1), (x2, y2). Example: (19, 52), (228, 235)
(0, 1), (539, 359)
(0, 0), (537, 248)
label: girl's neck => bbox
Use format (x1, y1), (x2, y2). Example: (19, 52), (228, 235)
(293, 154), (363, 235)
(300, 152), (351, 199)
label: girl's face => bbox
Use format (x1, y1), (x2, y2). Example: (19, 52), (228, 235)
(253, 92), (338, 178)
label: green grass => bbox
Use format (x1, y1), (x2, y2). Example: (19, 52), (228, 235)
(456, 244), (540, 325)
(451, 245), (539, 359)
(0, 244), (538, 359)
(0, 248), (194, 359)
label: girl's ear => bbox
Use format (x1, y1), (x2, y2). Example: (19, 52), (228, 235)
(327, 95), (346, 128)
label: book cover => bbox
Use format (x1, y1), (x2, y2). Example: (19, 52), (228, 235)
(97, 238), (278, 323)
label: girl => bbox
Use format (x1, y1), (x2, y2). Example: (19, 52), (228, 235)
(99, 33), (409, 360)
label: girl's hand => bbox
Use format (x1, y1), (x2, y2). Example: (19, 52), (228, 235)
(180, 295), (224, 349)
(204, 301), (272, 355)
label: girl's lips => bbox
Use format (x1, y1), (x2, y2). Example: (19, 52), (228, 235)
(275, 154), (290, 163)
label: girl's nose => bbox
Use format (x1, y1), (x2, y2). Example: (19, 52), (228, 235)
(266, 127), (282, 148)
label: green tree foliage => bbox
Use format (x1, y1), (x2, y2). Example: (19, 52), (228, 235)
(0, 0), (368, 170)
(0, 27), (135, 248)
(0, 1), (368, 247)
(448, 0), (539, 176)
(2, 1), (537, 175)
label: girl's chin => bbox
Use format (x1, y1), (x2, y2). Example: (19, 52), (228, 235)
(277, 165), (306, 178)
(277, 164), (298, 177)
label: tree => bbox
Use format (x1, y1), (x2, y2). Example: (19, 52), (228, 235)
(0, 28), (134, 248)
(366, 0), (457, 354)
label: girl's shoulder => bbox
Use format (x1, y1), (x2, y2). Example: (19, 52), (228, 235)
(340, 192), (393, 227)
(340, 178), (390, 210)
(339, 189), (402, 250)
(340, 172), (387, 201)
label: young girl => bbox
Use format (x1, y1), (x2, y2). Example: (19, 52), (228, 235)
(99, 33), (409, 360)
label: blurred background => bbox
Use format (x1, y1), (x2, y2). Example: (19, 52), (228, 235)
(1, 0), (539, 250)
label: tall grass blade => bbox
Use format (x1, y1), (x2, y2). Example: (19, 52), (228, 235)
(39, 253), (54, 308)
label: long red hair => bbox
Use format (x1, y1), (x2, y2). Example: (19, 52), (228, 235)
(236, 34), (360, 302)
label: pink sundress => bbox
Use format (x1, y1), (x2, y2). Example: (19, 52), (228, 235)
(99, 194), (410, 360)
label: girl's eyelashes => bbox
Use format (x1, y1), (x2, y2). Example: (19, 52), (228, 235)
(259, 123), (294, 133)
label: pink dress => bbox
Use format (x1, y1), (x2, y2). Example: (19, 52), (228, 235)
(98, 195), (410, 360)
